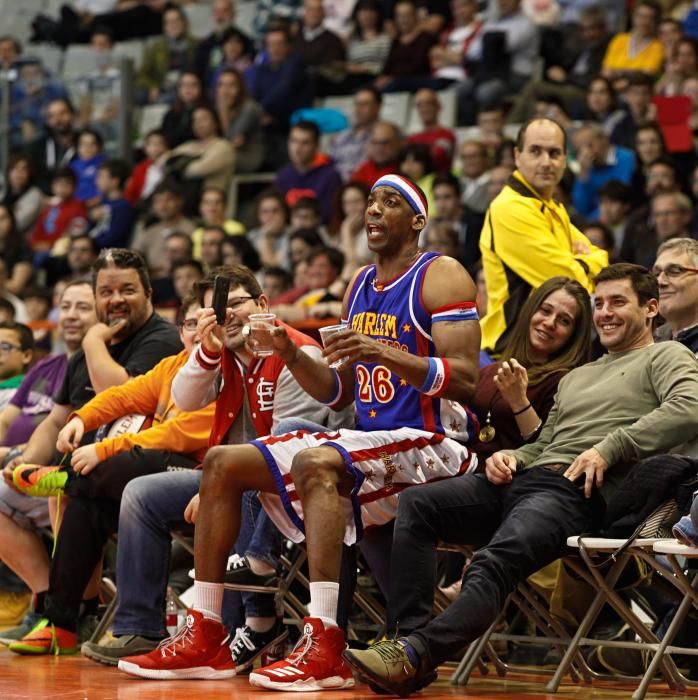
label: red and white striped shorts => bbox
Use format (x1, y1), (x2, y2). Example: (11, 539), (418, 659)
(253, 427), (477, 545)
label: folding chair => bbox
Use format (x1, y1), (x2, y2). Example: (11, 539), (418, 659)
(223, 543), (309, 629)
(451, 566), (590, 686)
(545, 536), (677, 693)
(631, 540), (698, 700)
(547, 497), (693, 695)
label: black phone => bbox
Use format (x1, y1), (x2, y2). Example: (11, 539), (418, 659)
(212, 275), (230, 325)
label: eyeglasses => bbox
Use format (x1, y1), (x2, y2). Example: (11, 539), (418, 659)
(0, 342), (22, 355)
(180, 319), (198, 331)
(651, 264), (698, 278)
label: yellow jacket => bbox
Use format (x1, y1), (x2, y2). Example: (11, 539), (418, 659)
(73, 350), (215, 463)
(602, 33), (664, 76)
(479, 171), (608, 354)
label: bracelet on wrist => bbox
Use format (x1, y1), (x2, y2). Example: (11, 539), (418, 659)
(512, 402), (532, 416)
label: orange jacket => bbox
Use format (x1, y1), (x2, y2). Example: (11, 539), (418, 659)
(73, 350), (214, 462)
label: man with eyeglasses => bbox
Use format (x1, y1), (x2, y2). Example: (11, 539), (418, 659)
(79, 264), (350, 668)
(0, 322), (35, 413)
(8, 293), (214, 655)
(653, 238), (698, 354)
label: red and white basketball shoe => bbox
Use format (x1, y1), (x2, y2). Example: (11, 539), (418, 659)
(118, 609), (235, 680)
(249, 617), (355, 691)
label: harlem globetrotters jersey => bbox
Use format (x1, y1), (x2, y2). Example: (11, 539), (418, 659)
(345, 251), (478, 444)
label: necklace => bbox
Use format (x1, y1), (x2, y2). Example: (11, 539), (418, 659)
(478, 385), (502, 443)
(478, 414), (496, 443)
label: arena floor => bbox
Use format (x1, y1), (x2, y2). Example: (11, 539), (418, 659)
(0, 651), (696, 700)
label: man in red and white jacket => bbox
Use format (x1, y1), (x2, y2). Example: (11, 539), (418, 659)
(83, 264), (351, 669)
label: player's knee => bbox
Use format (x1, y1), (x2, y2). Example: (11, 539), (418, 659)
(291, 448), (335, 495)
(202, 446), (237, 483)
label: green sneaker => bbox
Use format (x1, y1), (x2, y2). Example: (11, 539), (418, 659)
(343, 640), (435, 697)
(12, 465), (69, 497)
(8, 617), (78, 655)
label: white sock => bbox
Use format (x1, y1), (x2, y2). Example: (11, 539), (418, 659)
(307, 581), (339, 628)
(246, 616), (276, 633)
(247, 555), (275, 576)
(193, 581), (224, 621)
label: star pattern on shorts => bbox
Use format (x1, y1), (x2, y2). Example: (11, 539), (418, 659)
(402, 323), (412, 333)
(426, 458), (435, 470)
(449, 420), (462, 432)
(399, 378), (408, 386)
(413, 462), (421, 470)
(369, 409), (377, 418)
(441, 454), (450, 464)
(364, 468), (376, 481)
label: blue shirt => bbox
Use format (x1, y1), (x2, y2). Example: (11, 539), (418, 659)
(572, 145), (636, 220)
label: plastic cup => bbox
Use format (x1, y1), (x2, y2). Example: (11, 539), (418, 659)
(319, 322), (349, 369)
(248, 313), (276, 357)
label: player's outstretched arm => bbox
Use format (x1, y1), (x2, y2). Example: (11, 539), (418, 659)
(271, 267), (362, 410)
(273, 326), (356, 409)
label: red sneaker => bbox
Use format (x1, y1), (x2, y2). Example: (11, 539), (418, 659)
(249, 617), (355, 691)
(117, 609), (235, 680)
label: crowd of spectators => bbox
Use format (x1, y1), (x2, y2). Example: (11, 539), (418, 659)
(0, 0), (697, 685)
(4, 0), (698, 332)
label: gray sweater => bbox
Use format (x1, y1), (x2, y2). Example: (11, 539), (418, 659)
(511, 341), (698, 500)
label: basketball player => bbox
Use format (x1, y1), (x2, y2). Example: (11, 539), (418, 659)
(119, 174), (482, 689)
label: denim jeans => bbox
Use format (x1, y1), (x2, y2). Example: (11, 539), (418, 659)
(113, 469), (202, 638)
(113, 470), (279, 637)
(386, 468), (604, 670)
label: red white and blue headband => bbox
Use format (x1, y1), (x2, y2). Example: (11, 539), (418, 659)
(371, 174), (428, 219)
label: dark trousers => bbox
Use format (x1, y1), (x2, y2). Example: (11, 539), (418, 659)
(387, 468), (604, 670)
(44, 447), (197, 631)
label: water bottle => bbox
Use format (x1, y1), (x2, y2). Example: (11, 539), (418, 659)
(166, 587), (179, 637)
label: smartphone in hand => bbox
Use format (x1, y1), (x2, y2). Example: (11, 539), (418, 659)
(212, 275), (230, 325)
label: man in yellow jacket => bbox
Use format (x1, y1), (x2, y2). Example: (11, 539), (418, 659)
(7, 293), (215, 654)
(480, 118), (609, 355)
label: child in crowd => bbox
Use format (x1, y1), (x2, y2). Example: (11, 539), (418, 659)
(30, 168), (88, 257)
(88, 160), (136, 250)
(124, 129), (169, 206)
(70, 128), (106, 205)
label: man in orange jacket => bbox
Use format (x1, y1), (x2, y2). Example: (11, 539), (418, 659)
(8, 292), (215, 655)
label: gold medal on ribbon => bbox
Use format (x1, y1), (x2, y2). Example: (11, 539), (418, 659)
(478, 411), (495, 443)
(478, 424), (496, 443)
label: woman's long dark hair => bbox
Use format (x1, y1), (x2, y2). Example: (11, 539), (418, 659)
(500, 277), (592, 386)
(3, 154), (35, 205)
